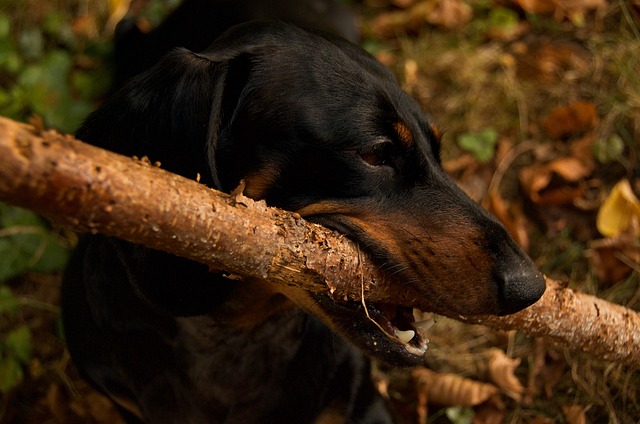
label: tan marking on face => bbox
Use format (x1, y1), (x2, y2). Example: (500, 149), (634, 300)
(339, 213), (500, 315)
(295, 201), (354, 218)
(394, 121), (414, 147)
(242, 166), (280, 200)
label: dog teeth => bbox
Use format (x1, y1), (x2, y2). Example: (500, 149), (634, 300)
(414, 318), (435, 333)
(394, 328), (415, 344)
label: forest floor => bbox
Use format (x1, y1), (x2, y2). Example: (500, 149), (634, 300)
(0, 0), (639, 423)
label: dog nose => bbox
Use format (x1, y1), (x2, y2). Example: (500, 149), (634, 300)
(499, 268), (546, 315)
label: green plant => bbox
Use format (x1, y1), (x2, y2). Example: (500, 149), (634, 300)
(0, 203), (69, 282)
(457, 129), (498, 163)
(0, 203), (69, 392)
(0, 324), (33, 393)
(0, 10), (110, 133)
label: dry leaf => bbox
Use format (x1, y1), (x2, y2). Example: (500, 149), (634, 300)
(512, 0), (605, 22)
(563, 404), (587, 424)
(527, 339), (567, 402)
(413, 367), (499, 407)
(554, 0), (606, 23)
(596, 179), (640, 237)
(547, 157), (592, 182)
(542, 101), (599, 139)
(519, 160), (591, 206)
(514, 0), (557, 14)
(44, 384), (68, 422)
(72, 15), (99, 38)
(487, 348), (525, 401)
(588, 234), (639, 285)
(486, 192), (529, 251)
(371, 0), (471, 36)
(425, 0), (473, 29)
(473, 395), (506, 424)
(516, 42), (589, 83)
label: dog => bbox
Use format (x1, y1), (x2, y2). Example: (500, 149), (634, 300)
(62, 3), (546, 423)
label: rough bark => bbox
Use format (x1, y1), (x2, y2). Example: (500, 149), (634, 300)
(0, 116), (638, 368)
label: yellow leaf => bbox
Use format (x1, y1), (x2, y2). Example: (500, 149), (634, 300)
(596, 179), (640, 237)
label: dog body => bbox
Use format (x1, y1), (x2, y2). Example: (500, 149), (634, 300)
(62, 5), (545, 423)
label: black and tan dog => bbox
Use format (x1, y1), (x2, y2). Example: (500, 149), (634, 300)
(62, 2), (545, 423)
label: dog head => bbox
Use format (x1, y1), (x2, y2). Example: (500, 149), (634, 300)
(78, 22), (545, 366)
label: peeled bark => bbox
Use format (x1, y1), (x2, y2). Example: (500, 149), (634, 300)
(0, 116), (638, 368)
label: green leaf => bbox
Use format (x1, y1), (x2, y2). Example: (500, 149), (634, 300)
(18, 27), (44, 60)
(487, 7), (519, 33)
(0, 356), (24, 393)
(0, 204), (69, 282)
(445, 406), (474, 424)
(592, 134), (624, 164)
(5, 325), (33, 364)
(0, 13), (10, 39)
(0, 286), (20, 317)
(31, 232), (69, 273)
(457, 129), (498, 163)
(0, 202), (43, 227)
(18, 50), (93, 132)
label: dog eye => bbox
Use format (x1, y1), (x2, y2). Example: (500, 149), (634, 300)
(360, 142), (393, 167)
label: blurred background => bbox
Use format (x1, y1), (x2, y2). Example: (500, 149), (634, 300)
(0, 0), (638, 422)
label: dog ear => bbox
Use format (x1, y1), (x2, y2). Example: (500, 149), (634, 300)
(76, 43), (258, 191)
(74, 42), (268, 316)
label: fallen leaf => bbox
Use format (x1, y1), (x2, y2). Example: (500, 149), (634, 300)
(371, 0), (472, 36)
(487, 348), (525, 401)
(486, 192), (530, 251)
(44, 383), (68, 422)
(588, 234), (639, 285)
(555, 0), (606, 24)
(425, 0), (473, 30)
(413, 367), (499, 407)
(596, 179), (640, 237)
(512, 0), (605, 23)
(514, 0), (557, 14)
(473, 395), (506, 424)
(72, 15), (99, 38)
(516, 42), (589, 83)
(547, 157), (592, 182)
(519, 161), (591, 206)
(530, 339), (567, 400)
(563, 404), (587, 424)
(542, 101), (599, 139)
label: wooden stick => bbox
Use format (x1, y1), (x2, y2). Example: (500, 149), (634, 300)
(1, 116), (638, 368)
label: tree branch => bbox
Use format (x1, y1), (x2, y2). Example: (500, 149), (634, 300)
(0, 116), (638, 368)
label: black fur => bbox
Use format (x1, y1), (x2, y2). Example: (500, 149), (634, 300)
(113, 0), (359, 86)
(62, 8), (545, 424)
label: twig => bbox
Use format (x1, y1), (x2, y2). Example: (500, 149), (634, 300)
(0, 116), (639, 368)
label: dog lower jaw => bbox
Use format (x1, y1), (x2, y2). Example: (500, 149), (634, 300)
(364, 302), (433, 357)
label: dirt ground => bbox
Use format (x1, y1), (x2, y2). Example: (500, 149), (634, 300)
(1, 0), (639, 423)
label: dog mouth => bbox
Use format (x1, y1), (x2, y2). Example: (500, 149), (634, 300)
(358, 302), (434, 356)
(311, 293), (435, 365)
(298, 210), (435, 364)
